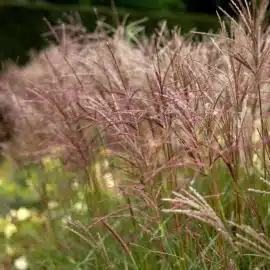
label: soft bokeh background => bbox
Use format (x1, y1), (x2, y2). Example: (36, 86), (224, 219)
(0, 0), (234, 68)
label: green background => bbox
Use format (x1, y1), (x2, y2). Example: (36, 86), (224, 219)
(0, 1), (220, 68)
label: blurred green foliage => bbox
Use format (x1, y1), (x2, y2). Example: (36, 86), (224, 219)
(91, 0), (184, 11)
(0, 152), (268, 269)
(0, 3), (219, 68)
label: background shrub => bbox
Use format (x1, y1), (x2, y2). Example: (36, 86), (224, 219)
(0, 3), (219, 68)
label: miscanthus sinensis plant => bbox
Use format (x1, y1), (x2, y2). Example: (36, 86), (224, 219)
(1, 0), (270, 268)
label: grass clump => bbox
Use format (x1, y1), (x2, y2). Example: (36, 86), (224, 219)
(1, 0), (270, 269)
